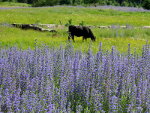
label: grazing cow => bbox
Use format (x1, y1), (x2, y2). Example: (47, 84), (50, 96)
(68, 25), (96, 42)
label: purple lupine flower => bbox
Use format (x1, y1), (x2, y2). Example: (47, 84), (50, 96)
(109, 95), (118, 113)
(0, 43), (150, 112)
(12, 87), (21, 112)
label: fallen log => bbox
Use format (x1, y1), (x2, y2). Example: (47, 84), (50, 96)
(98, 26), (109, 29)
(142, 26), (150, 29)
(11, 23), (57, 32)
(12, 24), (42, 31)
(10, 23), (150, 31)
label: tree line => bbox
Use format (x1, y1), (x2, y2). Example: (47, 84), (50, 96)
(0, 0), (150, 9)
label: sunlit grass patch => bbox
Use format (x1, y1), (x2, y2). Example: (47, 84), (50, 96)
(0, 7), (150, 26)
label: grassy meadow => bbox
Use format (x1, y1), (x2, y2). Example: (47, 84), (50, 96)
(0, 7), (150, 26)
(0, 4), (150, 112)
(0, 25), (149, 53)
(0, 6), (150, 53)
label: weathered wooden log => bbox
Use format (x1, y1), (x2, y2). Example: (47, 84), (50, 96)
(120, 26), (126, 29)
(11, 23), (57, 32)
(143, 26), (150, 29)
(12, 24), (42, 31)
(41, 29), (57, 32)
(10, 23), (150, 32)
(98, 26), (109, 29)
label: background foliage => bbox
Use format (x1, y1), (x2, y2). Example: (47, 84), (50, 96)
(142, 0), (150, 9)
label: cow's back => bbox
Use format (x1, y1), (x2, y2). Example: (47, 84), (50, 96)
(69, 25), (89, 37)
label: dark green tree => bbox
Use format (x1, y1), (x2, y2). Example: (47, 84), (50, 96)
(83, 0), (98, 4)
(59, 0), (70, 4)
(32, 0), (59, 6)
(142, 0), (150, 9)
(0, 0), (148, 8)
(116, 0), (124, 5)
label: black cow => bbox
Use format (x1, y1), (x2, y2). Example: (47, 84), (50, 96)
(68, 25), (96, 42)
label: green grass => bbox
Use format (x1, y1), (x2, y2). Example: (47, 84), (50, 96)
(0, 26), (149, 54)
(0, 7), (149, 54)
(0, 2), (30, 7)
(0, 7), (150, 26)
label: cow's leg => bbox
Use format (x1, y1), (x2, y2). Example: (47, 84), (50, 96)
(68, 33), (72, 41)
(68, 35), (71, 41)
(68, 33), (75, 42)
(83, 37), (87, 41)
(82, 37), (85, 41)
(83, 36), (86, 41)
(72, 35), (75, 42)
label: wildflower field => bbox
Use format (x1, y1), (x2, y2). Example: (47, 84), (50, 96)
(0, 5), (150, 113)
(0, 43), (150, 112)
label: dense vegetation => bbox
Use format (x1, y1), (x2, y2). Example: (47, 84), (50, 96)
(0, 0), (150, 9)
(0, 43), (150, 112)
(0, 2), (150, 113)
(142, 0), (150, 9)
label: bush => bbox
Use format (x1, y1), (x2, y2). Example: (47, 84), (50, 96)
(142, 0), (150, 10)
